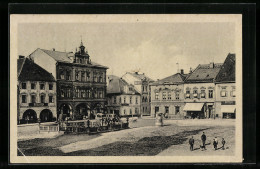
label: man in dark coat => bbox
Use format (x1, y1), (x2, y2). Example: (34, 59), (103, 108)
(222, 138), (226, 150)
(201, 132), (207, 150)
(189, 136), (195, 151)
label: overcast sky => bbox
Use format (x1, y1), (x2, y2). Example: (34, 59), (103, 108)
(18, 22), (235, 80)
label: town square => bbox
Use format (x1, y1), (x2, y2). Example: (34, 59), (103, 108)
(10, 14), (242, 162)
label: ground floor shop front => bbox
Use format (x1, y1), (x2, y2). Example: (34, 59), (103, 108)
(183, 102), (215, 119)
(215, 101), (236, 119)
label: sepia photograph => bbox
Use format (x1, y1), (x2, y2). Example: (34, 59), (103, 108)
(10, 14), (242, 163)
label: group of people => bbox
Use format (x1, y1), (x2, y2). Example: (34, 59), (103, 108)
(189, 132), (226, 151)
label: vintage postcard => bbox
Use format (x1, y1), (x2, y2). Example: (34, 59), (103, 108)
(10, 14), (242, 163)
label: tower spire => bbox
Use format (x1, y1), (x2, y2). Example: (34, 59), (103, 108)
(80, 35), (83, 46)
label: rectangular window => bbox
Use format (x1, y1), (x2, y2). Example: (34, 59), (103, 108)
(22, 95), (27, 103)
(124, 97), (126, 103)
(155, 92), (159, 100)
(40, 95), (45, 103)
(81, 72), (85, 81)
(49, 96), (53, 103)
(209, 89), (213, 98)
(81, 90), (85, 98)
(168, 92), (171, 100)
(200, 90), (206, 98)
(186, 90), (190, 98)
(135, 108), (138, 114)
(99, 74), (103, 82)
(221, 90), (227, 97)
(165, 106), (169, 113)
(136, 97), (138, 104)
(176, 92), (180, 100)
(86, 72), (90, 81)
(175, 106), (180, 115)
(113, 97), (117, 104)
(40, 83), (45, 90)
(145, 86), (148, 92)
(49, 84), (53, 90)
(31, 95), (36, 103)
(231, 90), (236, 97)
(60, 72), (65, 80)
(130, 96), (132, 104)
(31, 83), (35, 90)
(193, 90), (198, 98)
(130, 109), (132, 115)
(162, 92), (166, 100)
(61, 90), (64, 98)
(99, 90), (103, 98)
(21, 83), (26, 89)
(75, 72), (79, 81)
(86, 89), (90, 98)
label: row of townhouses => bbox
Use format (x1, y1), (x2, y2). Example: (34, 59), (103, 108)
(17, 40), (236, 124)
(150, 53), (236, 119)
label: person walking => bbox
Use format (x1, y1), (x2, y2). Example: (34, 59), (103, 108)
(201, 132), (207, 150)
(222, 138), (226, 150)
(213, 137), (218, 150)
(189, 136), (195, 151)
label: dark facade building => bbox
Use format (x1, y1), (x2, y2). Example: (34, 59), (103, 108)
(29, 41), (108, 120)
(17, 56), (57, 124)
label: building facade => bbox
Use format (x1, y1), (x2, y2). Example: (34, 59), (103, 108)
(17, 56), (57, 124)
(106, 75), (141, 117)
(215, 53), (236, 118)
(150, 71), (187, 118)
(121, 72), (154, 116)
(29, 41), (108, 120)
(183, 62), (223, 119)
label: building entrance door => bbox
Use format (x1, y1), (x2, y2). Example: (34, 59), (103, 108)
(208, 105), (213, 118)
(155, 106), (159, 117)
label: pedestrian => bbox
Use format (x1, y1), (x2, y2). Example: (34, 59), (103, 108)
(222, 138), (226, 150)
(189, 136), (195, 151)
(213, 137), (218, 150)
(201, 132), (207, 150)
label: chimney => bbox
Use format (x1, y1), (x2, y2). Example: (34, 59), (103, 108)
(19, 55), (25, 59)
(180, 69), (184, 74)
(210, 62), (214, 68)
(52, 48), (55, 51)
(189, 67), (192, 73)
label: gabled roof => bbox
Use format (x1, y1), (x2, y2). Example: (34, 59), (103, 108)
(215, 53), (235, 83)
(18, 58), (55, 82)
(150, 73), (187, 85)
(107, 75), (139, 95)
(40, 49), (73, 63)
(125, 72), (154, 82)
(185, 63), (223, 83)
(17, 57), (26, 77)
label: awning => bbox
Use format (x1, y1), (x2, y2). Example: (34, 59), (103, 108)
(183, 103), (204, 111)
(221, 105), (236, 113)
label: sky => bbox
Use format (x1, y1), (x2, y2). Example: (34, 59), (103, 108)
(18, 21), (235, 80)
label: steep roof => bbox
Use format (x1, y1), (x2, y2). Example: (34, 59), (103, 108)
(107, 75), (139, 94)
(185, 63), (223, 83)
(150, 73), (187, 85)
(125, 72), (154, 82)
(17, 57), (26, 77)
(39, 48), (108, 69)
(40, 49), (72, 63)
(215, 53), (236, 83)
(18, 58), (55, 82)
